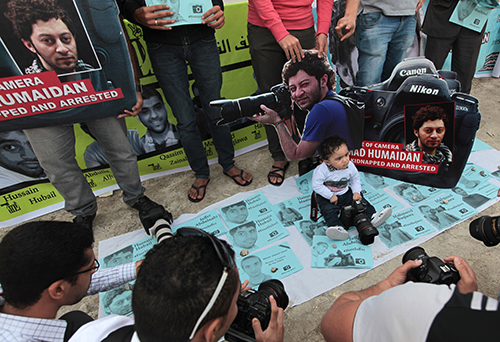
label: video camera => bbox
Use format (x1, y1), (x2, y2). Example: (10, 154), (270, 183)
(225, 279), (289, 342)
(210, 83), (293, 125)
(340, 200), (379, 245)
(340, 57), (481, 188)
(402, 246), (460, 285)
(469, 215), (500, 247)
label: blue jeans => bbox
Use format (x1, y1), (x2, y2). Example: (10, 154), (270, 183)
(24, 117), (145, 216)
(355, 13), (417, 86)
(316, 189), (375, 228)
(147, 35), (235, 179)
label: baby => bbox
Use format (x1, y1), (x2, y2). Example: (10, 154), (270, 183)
(312, 135), (392, 240)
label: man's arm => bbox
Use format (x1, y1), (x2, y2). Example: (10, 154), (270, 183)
(320, 259), (422, 342)
(335, 0), (360, 41)
(251, 105), (319, 160)
(315, 0), (335, 54)
(87, 260), (142, 295)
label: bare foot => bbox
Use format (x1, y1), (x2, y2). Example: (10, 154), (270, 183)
(225, 166), (252, 185)
(268, 160), (289, 185)
(188, 178), (210, 201)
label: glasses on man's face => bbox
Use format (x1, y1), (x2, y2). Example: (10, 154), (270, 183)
(175, 227), (235, 340)
(72, 258), (100, 276)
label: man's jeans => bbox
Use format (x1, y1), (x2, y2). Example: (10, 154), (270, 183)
(24, 117), (145, 216)
(355, 13), (417, 86)
(147, 35), (235, 179)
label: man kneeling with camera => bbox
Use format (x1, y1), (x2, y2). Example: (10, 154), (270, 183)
(320, 245), (498, 342)
(71, 228), (285, 342)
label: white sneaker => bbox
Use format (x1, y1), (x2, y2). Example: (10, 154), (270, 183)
(371, 207), (392, 228)
(326, 226), (350, 240)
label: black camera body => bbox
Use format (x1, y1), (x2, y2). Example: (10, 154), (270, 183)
(340, 200), (379, 245)
(469, 215), (500, 247)
(339, 57), (481, 188)
(225, 279), (289, 342)
(402, 246), (460, 285)
(211, 83), (293, 125)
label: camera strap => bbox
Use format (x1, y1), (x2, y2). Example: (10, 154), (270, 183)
(323, 93), (365, 150)
(101, 325), (135, 342)
(310, 192), (322, 222)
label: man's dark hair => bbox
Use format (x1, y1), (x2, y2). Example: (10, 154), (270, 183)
(412, 105), (449, 131)
(103, 245), (134, 266)
(282, 50), (335, 90)
(133, 235), (239, 342)
(0, 221), (94, 308)
(229, 221), (256, 237)
(141, 84), (163, 101)
(5, 0), (74, 41)
(221, 201), (246, 215)
(319, 135), (349, 159)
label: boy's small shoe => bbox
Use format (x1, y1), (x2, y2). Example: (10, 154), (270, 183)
(371, 207), (392, 228)
(326, 226), (350, 240)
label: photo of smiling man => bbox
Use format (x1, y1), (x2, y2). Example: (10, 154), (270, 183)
(4, 0), (99, 76)
(405, 103), (454, 163)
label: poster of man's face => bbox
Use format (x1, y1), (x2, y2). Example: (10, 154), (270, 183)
(103, 246), (134, 268)
(229, 222), (258, 249)
(0, 130), (44, 177)
(404, 102), (455, 163)
(1, 0), (101, 76)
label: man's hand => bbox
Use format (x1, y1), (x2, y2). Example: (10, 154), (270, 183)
(117, 91), (143, 118)
(252, 296), (284, 342)
(241, 280), (252, 293)
(335, 15), (356, 41)
(352, 192), (361, 201)
(444, 256), (478, 294)
(383, 259), (422, 289)
(330, 194), (338, 204)
(278, 34), (304, 62)
(315, 33), (328, 56)
(416, 0), (425, 11)
(202, 6), (225, 29)
(134, 5), (175, 30)
(251, 105), (281, 125)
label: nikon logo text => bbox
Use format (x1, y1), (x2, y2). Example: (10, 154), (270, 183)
(456, 105), (468, 112)
(400, 68), (427, 77)
(409, 85), (439, 95)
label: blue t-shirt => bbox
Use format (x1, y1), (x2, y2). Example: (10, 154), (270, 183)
(301, 90), (353, 149)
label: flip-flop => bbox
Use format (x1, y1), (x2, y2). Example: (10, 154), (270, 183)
(188, 179), (210, 203)
(224, 169), (253, 186)
(267, 161), (290, 186)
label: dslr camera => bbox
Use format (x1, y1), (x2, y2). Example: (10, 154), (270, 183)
(469, 215), (500, 247)
(138, 205), (173, 243)
(225, 279), (289, 342)
(340, 200), (379, 245)
(402, 246), (460, 285)
(210, 83), (293, 125)
(339, 57), (481, 188)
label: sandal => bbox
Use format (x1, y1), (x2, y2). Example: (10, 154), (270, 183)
(224, 168), (253, 186)
(188, 179), (210, 203)
(267, 162), (290, 186)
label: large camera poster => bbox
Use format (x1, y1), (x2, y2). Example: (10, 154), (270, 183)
(0, 2), (265, 228)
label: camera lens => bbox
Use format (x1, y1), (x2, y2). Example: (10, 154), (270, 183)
(258, 279), (289, 310)
(469, 216), (500, 247)
(402, 246), (427, 264)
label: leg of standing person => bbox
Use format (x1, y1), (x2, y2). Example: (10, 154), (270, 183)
(381, 15), (417, 81)
(425, 35), (455, 72)
(23, 125), (98, 218)
(248, 24), (315, 185)
(450, 27), (482, 94)
(356, 13), (404, 86)
(86, 117), (145, 206)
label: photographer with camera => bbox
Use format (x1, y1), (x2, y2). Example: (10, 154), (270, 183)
(320, 248), (500, 342)
(251, 50), (354, 160)
(0, 221), (143, 341)
(70, 228), (285, 342)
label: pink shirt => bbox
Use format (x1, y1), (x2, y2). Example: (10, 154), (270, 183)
(247, 0), (333, 43)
